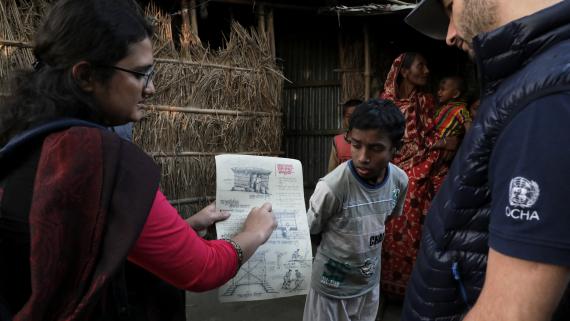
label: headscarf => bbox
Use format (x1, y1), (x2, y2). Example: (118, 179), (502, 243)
(380, 53), (439, 169)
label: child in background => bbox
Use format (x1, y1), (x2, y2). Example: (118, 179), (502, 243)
(328, 99), (363, 173)
(432, 76), (472, 191)
(435, 76), (472, 137)
(304, 99), (408, 321)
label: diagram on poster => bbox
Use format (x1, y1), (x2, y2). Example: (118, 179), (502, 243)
(215, 154), (312, 302)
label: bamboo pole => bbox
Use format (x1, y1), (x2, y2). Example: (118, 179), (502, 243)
(154, 57), (261, 73)
(181, 0), (191, 54)
(149, 151), (283, 157)
(257, 5), (266, 36)
(180, 0), (200, 52)
(363, 24), (371, 99)
(0, 39), (31, 48)
(170, 196), (215, 206)
(190, 0), (199, 38)
(266, 8), (276, 62)
(0, 40), (282, 76)
(142, 104), (282, 117)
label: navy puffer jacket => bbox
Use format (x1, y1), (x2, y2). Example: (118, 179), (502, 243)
(402, 1), (570, 320)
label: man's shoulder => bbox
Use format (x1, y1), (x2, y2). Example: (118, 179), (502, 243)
(499, 40), (570, 101)
(511, 92), (570, 124)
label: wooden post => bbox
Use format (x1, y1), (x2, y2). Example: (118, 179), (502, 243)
(180, 0), (200, 55)
(266, 8), (276, 61)
(363, 24), (371, 100)
(180, 0), (191, 54)
(190, 0), (199, 38)
(257, 5), (266, 38)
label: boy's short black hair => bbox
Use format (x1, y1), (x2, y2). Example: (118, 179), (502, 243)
(348, 99), (405, 150)
(342, 99), (363, 115)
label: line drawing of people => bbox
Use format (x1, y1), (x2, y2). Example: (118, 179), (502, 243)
(249, 173), (256, 191)
(294, 269), (303, 289)
(292, 249), (301, 261)
(254, 174), (262, 193)
(282, 269), (292, 289)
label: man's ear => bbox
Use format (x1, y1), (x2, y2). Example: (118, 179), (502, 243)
(71, 61), (95, 92)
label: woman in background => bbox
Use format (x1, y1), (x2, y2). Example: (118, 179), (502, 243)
(379, 52), (441, 299)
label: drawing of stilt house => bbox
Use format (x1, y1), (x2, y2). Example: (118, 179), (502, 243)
(223, 255), (277, 296)
(230, 167), (272, 194)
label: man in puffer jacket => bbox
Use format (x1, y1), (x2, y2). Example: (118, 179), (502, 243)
(401, 0), (570, 320)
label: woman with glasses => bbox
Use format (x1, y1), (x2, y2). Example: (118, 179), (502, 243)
(0, 0), (277, 320)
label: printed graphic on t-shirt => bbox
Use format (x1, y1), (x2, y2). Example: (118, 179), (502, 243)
(391, 188), (400, 208)
(358, 258), (376, 278)
(505, 176), (541, 221)
(369, 233), (385, 247)
(320, 258), (349, 288)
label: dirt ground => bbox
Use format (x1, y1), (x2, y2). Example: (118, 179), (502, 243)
(185, 290), (402, 321)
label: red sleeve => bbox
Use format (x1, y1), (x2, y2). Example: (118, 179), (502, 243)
(128, 190), (239, 292)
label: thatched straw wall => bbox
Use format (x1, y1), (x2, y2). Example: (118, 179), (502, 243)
(0, 0), (284, 218)
(140, 7), (284, 216)
(0, 0), (44, 88)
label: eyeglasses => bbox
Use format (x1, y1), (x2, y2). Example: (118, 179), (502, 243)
(98, 64), (156, 90)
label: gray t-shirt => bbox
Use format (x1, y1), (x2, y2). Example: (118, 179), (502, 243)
(307, 161), (408, 298)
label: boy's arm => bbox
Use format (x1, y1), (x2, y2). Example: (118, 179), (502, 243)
(307, 181), (341, 234)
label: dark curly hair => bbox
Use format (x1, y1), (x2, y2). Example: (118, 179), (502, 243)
(0, 0), (153, 145)
(348, 99), (406, 150)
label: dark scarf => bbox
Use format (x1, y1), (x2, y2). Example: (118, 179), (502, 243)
(0, 120), (163, 320)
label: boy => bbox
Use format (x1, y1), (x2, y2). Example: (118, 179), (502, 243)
(304, 99), (408, 321)
(328, 99), (363, 173)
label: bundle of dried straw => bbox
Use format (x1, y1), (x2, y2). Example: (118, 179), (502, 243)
(0, 0), (285, 218)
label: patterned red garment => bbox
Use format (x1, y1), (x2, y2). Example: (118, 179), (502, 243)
(379, 54), (442, 298)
